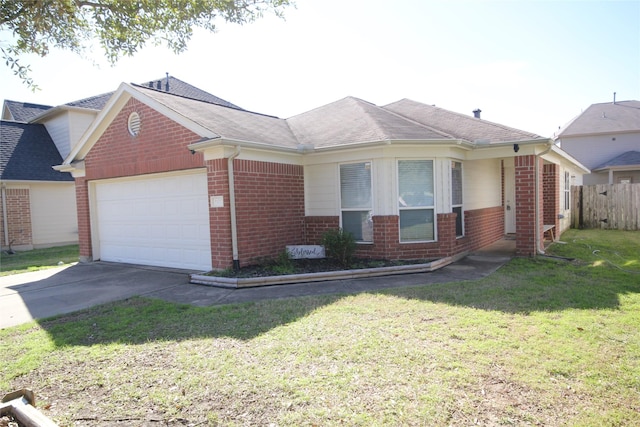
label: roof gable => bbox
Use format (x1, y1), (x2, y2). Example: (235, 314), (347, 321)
(0, 120), (73, 181)
(559, 100), (640, 137)
(286, 96), (452, 148)
(383, 99), (543, 143)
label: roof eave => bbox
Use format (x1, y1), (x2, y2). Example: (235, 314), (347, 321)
(188, 137), (300, 153)
(312, 138), (471, 152)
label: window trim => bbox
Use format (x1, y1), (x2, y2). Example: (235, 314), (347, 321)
(339, 161), (374, 243)
(397, 158), (437, 243)
(563, 171), (570, 211)
(452, 160), (464, 238)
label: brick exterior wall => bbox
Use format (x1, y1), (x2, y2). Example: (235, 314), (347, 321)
(0, 188), (32, 248)
(233, 160), (305, 266)
(543, 163), (559, 237)
(304, 207), (503, 261)
(304, 216), (340, 244)
(458, 206), (505, 252)
(83, 99), (203, 180)
(515, 155), (542, 256)
(75, 177), (93, 261)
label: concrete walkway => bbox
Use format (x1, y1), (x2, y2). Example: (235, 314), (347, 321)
(0, 240), (515, 329)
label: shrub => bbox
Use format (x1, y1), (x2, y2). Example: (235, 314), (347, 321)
(322, 228), (356, 267)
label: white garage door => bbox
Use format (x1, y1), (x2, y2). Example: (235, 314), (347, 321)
(95, 171), (212, 271)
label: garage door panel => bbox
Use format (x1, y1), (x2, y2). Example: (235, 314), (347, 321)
(95, 172), (212, 271)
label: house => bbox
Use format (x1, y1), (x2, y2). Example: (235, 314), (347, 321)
(555, 99), (640, 184)
(1, 76), (236, 251)
(55, 79), (588, 271)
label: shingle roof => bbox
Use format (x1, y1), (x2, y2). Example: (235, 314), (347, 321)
(136, 86), (298, 147)
(383, 99), (544, 143)
(0, 120), (73, 181)
(134, 76), (245, 110)
(3, 100), (53, 122)
(286, 97), (452, 148)
(559, 100), (640, 137)
(62, 76), (244, 112)
(594, 150), (640, 170)
(66, 93), (113, 110)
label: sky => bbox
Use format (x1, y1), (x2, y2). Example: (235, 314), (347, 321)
(1, 0), (639, 137)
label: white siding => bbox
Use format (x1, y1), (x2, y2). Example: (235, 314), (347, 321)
(305, 164), (338, 216)
(463, 158), (502, 211)
(43, 114), (71, 159)
(30, 183), (78, 247)
(68, 110), (98, 155)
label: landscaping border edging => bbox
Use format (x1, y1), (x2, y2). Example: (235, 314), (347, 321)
(189, 252), (467, 288)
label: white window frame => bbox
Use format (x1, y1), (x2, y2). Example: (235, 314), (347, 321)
(397, 159), (436, 243)
(564, 171), (570, 211)
(339, 161), (374, 243)
(451, 160), (464, 238)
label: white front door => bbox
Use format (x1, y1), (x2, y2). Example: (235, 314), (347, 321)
(94, 171), (212, 271)
(504, 160), (516, 234)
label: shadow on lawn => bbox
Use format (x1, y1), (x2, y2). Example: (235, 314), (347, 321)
(382, 257), (640, 314)
(34, 257), (640, 348)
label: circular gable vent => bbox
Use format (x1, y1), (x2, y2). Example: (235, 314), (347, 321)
(128, 112), (141, 136)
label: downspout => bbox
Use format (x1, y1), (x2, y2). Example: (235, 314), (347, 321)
(535, 141), (554, 255)
(227, 146), (241, 270)
(1, 183), (9, 249)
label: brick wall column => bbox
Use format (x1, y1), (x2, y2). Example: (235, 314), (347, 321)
(2, 188), (32, 249)
(543, 163), (560, 238)
(436, 212), (457, 257)
(75, 178), (93, 262)
(515, 155), (542, 256)
(206, 159), (234, 269)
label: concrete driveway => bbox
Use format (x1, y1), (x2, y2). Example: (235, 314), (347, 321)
(1, 241), (514, 329)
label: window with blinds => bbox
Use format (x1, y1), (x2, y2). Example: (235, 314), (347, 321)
(398, 160), (435, 242)
(452, 161), (464, 237)
(340, 162), (373, 242)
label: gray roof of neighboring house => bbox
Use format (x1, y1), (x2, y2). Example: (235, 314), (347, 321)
(133, 76), (245, 110)
(2, 100), (53, 122)
(0, 120), (73, 181)
(558, 100), (640, 137)
(136, 86), (298, 147)
(383, 99), (544, 143)
(594, 150), (640, 171)
(287, 97), (452, 148)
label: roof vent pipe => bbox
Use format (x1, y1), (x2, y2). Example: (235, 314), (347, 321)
(613, 92), (616, 104)
(165, 72), (170, 91)
(473, 109), (482, 119)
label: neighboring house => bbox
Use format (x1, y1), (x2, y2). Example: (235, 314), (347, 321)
(1, 75), (234, 251)
(0, 119), (77, 250)
(555, 100), (640, 184)
(55, 80), (588, 271)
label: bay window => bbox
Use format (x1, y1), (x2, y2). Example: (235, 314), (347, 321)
(452, 161), (464, 237)
(398, 160), (435, 242)
(340, 162), (373, 242)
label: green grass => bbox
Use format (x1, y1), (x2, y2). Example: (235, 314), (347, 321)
(1, 230), (639, 426)
(0, 244), (79, 276)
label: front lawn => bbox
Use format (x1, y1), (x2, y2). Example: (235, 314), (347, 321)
(1, 230), (638, 426)
(0, 244), (79, 276)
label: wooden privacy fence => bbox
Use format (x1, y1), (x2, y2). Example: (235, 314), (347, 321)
(571, 184), (640, 230)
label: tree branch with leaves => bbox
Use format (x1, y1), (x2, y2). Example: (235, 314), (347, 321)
(0, 0), (293, 90)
